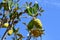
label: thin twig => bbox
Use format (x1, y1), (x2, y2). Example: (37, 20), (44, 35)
(26, 33), (31, 40)
(40, 36), (42, 40)
(20, 16), (31, 18)
(14, 33), (17, 40)
(1, 20), (14, 40)
(1, 28), (10, 40)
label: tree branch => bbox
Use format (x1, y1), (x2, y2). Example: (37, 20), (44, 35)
(1, 20), (14, 40)
(26, 33), (31, 40)
(1, 28), (9, 40)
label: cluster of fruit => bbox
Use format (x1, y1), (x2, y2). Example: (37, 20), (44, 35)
(27, 17), (44, 37)
(0, 21), (13, 35)
(0, 0), (44, 40)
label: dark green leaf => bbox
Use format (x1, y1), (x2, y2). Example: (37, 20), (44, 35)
(13, 27), (19, 33)
(27, 19), (34, 30)
(33, 3), (39, 10)
(40, 10), (44, 12)
(39, 7), (44, 12)
(9, 11), (19, 20)
(26, 2), (28, 6)
(13, 27), (16, 32)
(29, 2), (32, 6)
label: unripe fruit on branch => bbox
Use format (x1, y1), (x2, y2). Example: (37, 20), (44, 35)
(33, 18), (42, 29)
(27, 18), (42, 30)
(3, 22), (9, 28)
(8, 29), (13, 35)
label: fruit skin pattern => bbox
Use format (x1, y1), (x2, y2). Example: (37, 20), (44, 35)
(27, 18), (42, 31)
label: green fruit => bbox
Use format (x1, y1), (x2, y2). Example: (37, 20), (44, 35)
(27, 18), (42, 31)
(33, 18), (42, 29)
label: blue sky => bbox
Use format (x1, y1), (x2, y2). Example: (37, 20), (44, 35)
(0, 0), (60, 40)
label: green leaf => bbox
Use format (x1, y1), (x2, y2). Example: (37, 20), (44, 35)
(33, 3), (39, 11)
(13, 27), (19, 33)
(4, 6), (9, 10)
(13, 27), (16, 33)
(39, 7), (44, 12)
(27, 7), (33, 16)
(27, 19), (34, 30)
(29, 2), (32, 6)
(1, 3), (9, 10)
(40, 10), (44, 12)
(9, 11), (19, 20)
(25, 3), (39, 17)
(8, 1), (12, 9)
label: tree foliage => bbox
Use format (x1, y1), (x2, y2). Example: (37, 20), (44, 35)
(0, 0), (44, 40)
